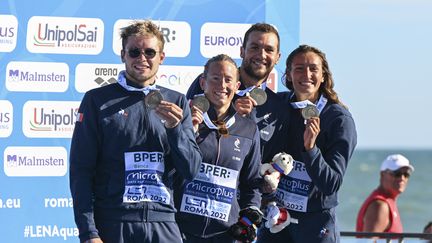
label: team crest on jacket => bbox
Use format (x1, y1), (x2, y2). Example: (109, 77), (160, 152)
(263, 113), (271, 123)
(118, 108), (128, 117)
(234, 138), (241, 152)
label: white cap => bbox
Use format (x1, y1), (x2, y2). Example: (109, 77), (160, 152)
(380, 154), (414, 172)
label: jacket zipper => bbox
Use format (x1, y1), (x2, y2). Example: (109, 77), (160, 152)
(201, 132), (222, 236)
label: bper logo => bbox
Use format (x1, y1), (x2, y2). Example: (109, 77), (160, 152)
(160, 26), (176, 43)
(112, 20), (191, 57)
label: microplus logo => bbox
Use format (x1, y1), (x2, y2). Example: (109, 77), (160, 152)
(22, 101), (80, 138)
(4, 146), (67, 177)
(6, 61), (69, 92)
(200, 23), (252, 58)
(112, 20), (191, 57)
(75, 63), (123, 93)
(0, 100), (13, 137)
(26, 16), (104, 54)
(0, 15), (18, 52)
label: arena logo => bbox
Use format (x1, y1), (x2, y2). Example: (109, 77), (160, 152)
(4, 146), (68, 177)
(75, 63), (123, 93)
(0, 15), (18, 52)
(0, 100), (13, 137)
(200, 22), (252, 58)
(6, 61), (69, 92)
(22, 101), (80, 138)
(112, 20), (191, 57)
(26, 16), (104, 55)
(156, 65), (203, 94)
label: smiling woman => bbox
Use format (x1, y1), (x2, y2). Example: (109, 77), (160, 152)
(257, 44), (357, 243)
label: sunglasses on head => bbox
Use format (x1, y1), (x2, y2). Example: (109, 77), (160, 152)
(127, 48), (158, 59)
(388, 170), (411, 178)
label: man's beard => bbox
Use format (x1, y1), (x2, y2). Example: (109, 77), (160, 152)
(242, 62), (272, 81)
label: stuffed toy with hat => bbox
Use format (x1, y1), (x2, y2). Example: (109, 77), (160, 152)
(227, 206), (263, 242)
(260, 152), (294, 191)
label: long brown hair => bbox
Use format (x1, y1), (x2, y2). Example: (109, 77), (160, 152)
(283, 45), (346, 108)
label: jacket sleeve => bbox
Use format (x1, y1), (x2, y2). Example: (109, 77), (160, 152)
(165, 94), (202, 180)
(302, 113), (357, 195)
(69, 92), (100, 241)
(238, 126), (262, 209)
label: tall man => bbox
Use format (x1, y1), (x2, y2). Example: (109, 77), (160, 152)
(70, 20), (202, 243)
(187, 23), (289, 165)
(356, 154), (414, 234)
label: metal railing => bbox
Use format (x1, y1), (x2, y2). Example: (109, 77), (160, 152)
(340, 231), (432, 242)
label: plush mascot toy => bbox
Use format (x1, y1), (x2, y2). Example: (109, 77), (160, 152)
(259, 152), (294, 191)
(264, 201), (298, 233)
(227, 206), (263, 242)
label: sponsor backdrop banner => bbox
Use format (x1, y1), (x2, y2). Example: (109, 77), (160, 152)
(0, 0), (299, 241)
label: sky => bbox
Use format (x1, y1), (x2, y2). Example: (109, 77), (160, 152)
(298, 0), (432, 149)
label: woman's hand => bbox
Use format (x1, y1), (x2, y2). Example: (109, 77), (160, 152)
(190, 105), (204, 133)
(304, 117), (320, 151)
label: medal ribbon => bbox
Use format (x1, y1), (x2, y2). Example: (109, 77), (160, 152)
(117, 70), (158, 95)
(290, 94), (328, 114)
(236, 82), (266, 96)
(202, 112), (235, 130)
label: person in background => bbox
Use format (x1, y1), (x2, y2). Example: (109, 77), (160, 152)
(175, 54), (262, 242)
(257, 44), (357, 243)
(186, 23), (289, 167)
(69, 20), (202, 243)
(356, 154), (414, 235)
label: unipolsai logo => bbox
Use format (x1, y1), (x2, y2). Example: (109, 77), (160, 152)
(22, 101), (80, 138)
(26, 16), (104, 54)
